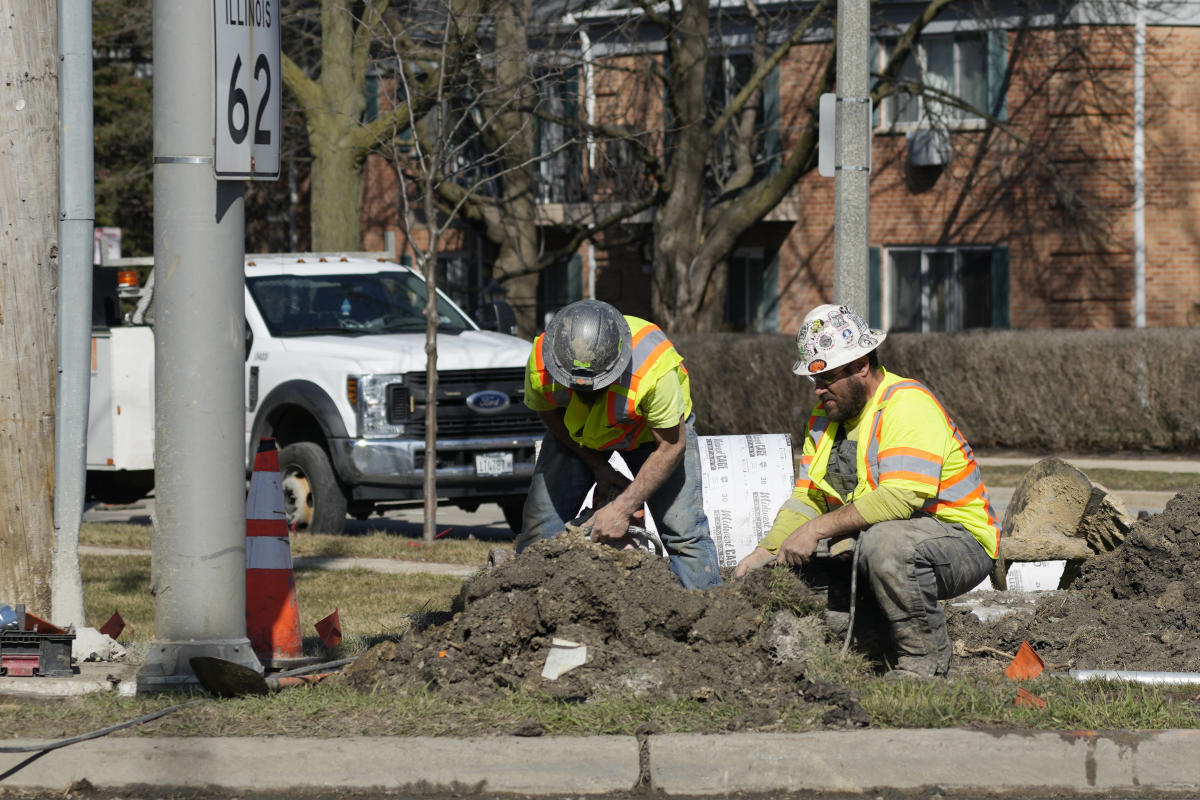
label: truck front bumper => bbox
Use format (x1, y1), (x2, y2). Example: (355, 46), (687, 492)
(329, 433), (542, 491)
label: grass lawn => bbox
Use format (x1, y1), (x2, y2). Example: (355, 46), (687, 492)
(2, 465), (1195, 740)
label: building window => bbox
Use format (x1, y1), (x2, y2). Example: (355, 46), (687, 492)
(724, 248), (779, 333)
(535, 69), (583, 204)
(878, 33), (991, 129)
(884, 245), (1007, 332)
(705, 53), (781, 195)
(537, 253), (583, 328)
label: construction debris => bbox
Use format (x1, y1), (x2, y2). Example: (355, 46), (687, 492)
(992, 457), (1135, 588)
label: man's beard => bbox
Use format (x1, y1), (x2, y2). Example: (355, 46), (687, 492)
(825, 376), (870, 422)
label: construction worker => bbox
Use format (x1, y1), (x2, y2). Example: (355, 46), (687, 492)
(734, 304), (999, 678)
(518, 299), (722, 590)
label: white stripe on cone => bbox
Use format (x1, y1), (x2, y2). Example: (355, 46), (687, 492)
(247, 470), (287, 520)
(246, 536), (294, 570)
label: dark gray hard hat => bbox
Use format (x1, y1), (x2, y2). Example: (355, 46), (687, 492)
(543, 299), (633, 390)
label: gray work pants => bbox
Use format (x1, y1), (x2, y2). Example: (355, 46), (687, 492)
(810, 514), (994, 675)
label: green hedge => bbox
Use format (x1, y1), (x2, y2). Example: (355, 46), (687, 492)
(674, 329), (1200, 452)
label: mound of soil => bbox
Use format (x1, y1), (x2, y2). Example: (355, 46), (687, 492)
(343, 531), (868, 728)
(950, 486), (1200, 671)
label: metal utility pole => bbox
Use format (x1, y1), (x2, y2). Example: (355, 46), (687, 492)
(52, 0), (94, 628)
(832, 0), (872, 315)
(137, 0), (261, 691)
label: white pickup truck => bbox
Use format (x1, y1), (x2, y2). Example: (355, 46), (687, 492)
(87, 251), (541, 535)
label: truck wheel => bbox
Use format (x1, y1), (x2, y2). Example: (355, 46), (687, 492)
(499, 496), (526, 536)
(278, 442), (347, 534)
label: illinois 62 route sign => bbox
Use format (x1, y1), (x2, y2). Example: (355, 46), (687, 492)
(213, 0), (280, 180)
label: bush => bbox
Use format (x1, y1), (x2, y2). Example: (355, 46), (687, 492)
(674, 329), (1200, 453)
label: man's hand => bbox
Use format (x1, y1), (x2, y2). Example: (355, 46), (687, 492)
(733, 547), (775, 578)
(777, 526), (823, 567)
(589, 500), (638, 542)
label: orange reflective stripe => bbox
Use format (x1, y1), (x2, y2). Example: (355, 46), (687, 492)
(532, 334), (560, 405)
(923, 481), (986, 513)
(878, 446), (940, 463)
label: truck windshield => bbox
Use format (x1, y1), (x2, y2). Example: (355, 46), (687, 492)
(247, 271), (473, 337)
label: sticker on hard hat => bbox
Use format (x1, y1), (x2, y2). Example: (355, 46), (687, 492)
(808, 359), (827, 373)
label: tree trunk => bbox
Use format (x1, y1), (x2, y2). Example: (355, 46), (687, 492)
(651, 0), (712, 332)
(309, 128), (364, 251)
(484, 0), (541, 336)
(295, 0), (371, 252)
(0, 0), (58, 614)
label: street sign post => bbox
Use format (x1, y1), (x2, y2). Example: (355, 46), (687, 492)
(213, 0), (280, 180)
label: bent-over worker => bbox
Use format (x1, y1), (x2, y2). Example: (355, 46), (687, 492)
(735, 304), (999, 677)
(518, 299), (722, 590)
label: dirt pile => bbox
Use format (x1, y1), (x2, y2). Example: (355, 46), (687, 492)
(343, 530), (868, 728)
(950, 485), (1200, 671)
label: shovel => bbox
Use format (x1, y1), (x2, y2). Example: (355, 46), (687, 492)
(189, 656), (352, 698)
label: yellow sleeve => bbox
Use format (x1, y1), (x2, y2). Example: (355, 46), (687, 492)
(852, 484), (924, 525)
(759, 494), (823, 553)
(637, 367), (686, 429)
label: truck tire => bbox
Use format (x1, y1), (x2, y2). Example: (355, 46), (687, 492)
(499, 496), (526, 536)
(278, 441), (348, 534)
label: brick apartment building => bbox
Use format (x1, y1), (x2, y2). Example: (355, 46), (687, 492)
(361, 1), (1200, 334)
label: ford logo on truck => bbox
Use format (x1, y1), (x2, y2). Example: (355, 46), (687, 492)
(466, 390), (511, 415)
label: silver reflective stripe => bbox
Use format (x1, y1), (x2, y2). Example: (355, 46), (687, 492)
(877, 453), (941, 480)
(937, 468), (985, 504)
(781, 497), (816, 521)
(809, 415), (830, 448)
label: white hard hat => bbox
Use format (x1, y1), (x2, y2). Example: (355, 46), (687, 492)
(792, 304), (886, 376)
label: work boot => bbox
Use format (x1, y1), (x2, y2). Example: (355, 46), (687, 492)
(888, 618), (952, 677)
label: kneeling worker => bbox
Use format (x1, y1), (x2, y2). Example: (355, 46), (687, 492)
(518, 299), (722, 590)
(735, 304), (999, 677)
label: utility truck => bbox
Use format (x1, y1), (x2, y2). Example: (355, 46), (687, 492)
(87, 244), (540, 535)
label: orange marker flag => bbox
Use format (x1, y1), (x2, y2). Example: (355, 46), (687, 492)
(1005, 640), (1045, 681)
(315, 609), (342, 649)
(99, 611), (126, 640)
(1015, 687), (1047, 709)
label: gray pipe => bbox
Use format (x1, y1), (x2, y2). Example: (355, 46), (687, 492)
(137, 0), (261, 691)
(1070, 669), (1200, 686)
(52, 0), (94, 627)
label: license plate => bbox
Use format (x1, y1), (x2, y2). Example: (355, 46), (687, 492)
(475, 451), (513, 476)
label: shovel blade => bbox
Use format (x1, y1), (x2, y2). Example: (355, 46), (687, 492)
(190, 656), (271, 698)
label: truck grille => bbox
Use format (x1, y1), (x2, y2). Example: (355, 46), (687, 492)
(388, 368), (544, 438)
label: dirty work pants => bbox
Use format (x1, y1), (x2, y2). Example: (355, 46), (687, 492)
(517, 414), (722, 590)
(817, 515), (993, 675)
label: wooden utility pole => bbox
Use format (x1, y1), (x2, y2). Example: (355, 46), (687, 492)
(0, 0), (59, 612)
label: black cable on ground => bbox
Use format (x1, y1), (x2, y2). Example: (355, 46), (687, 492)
(273, 657), (354, 679)
(840, 540), (861, 656)
(0, 699), (204, 754)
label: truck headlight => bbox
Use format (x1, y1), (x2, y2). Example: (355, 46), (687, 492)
(350, 373), (407, 438)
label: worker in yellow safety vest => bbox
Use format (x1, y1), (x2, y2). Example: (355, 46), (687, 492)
(519, 299), (722, 590)
(735, 304), (999, 678)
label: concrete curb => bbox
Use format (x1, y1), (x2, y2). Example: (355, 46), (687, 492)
(3, 731), (1200, 794)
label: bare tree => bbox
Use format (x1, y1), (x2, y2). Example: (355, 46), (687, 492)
(0, 0), (58, 612)
(281, 0), (481, 251)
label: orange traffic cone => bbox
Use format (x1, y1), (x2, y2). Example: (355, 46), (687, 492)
(245, 438), (306, 667)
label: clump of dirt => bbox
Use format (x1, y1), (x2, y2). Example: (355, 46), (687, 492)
(343, 530), (868, 728)
(950, 485), (1200, 671)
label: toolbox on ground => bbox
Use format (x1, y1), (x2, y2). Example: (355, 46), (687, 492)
(0, 604), (75, 677)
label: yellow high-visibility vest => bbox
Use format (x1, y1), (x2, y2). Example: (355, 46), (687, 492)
(525, 316), (691, 451)
(794, 369), (1000, 557)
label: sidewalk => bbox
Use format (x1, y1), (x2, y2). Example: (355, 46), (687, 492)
(3, 729), (1200, 794)
(976, 452), (1200, 474)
